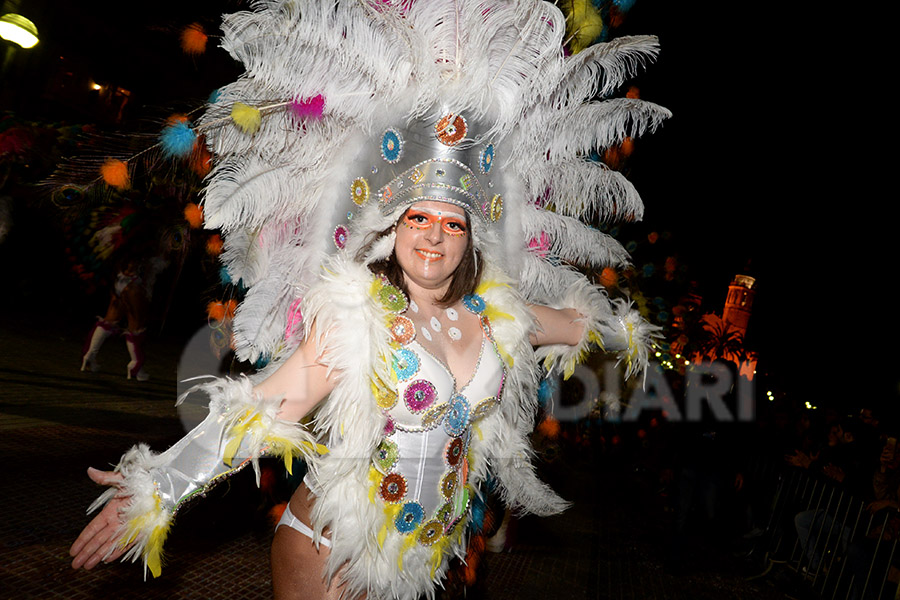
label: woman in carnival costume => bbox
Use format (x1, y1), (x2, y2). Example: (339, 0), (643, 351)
(69, 1), (670, 598)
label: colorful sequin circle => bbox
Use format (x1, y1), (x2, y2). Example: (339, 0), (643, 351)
(392, 348), (419, 381)
(445, 437), (464, 467)
(471, 396), (499, 422)
(440, 470), (459, 499)
(374, 386), (398, 410)
(404, 379), (437, 413)
(462, 293), (486, 315)
(489, 194), (503, 222)
(435, 113), (467, 146)
(418, 519), (443, 546)
(395, 501), (425, 534)
(381, 129), (403, 163)
(443, 394), (470, 437)
(436, 502), (454, 526)
(351, 177), (370, 206)
(378, 283), (409, 313)
(374, 438), (400, 472)
(380, 472), (407, 503)
(421, 402), (450, 429)
(389, 315), (416, 345)
(479, 144), (495, 174)
(333, 224), (348, 250)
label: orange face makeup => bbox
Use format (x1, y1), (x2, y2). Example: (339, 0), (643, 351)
(402, 207), (468, 237)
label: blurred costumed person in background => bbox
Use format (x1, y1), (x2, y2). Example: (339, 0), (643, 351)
(79, 229), (175, 381)
(68, 1), (669, 598)
(72, 187), (193, 381)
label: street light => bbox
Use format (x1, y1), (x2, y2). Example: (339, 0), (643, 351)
(0, 13), (39, 49)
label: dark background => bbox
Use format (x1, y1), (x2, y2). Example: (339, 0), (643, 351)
(1, 0), (891, 409)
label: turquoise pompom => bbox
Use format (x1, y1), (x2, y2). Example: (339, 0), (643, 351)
(159, 120), (197, 158)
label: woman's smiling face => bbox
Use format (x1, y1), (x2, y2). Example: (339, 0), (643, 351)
(394, 201), (469, 294)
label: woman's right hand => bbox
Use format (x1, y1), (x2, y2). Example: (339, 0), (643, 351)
(69, 467), (133, 570)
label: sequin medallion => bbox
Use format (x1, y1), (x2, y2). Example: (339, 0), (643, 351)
(380, 472), (407, 503)
(389, 315), (416, 345)
(395, 501), (425, 534)
(418, 520), (443, 546)
(445, 437), (464, 467)
(435, 113), (467, 146)
(462, 293), (486, 315)
(350, 177), (370, 206)
(333, 224), (348, 249)
(391, 347), (419, 381)
(404, 379), (437, 413)
(380, 129), (403, 163)
(480, 144), (495, 174)
(374, 438), (399, 472)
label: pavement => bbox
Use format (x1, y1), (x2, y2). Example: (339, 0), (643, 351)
(0, 308), (791, 600)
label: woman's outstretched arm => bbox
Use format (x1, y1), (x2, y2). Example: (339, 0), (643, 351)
(528, 304), (585, 347)
(69, 325), (337, 575)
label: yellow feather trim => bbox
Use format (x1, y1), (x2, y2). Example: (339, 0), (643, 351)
(474, 279), (509, 295)
(223, 409), (255, 466)
(368, 466), (383, 505)
(398, 528), (419, 570)
(144, 524), (170, 578)
(120, 494), (171, 578)
(378, 503), (403, 549)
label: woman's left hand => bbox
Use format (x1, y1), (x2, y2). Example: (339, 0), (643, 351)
(69, 467), (133, 571)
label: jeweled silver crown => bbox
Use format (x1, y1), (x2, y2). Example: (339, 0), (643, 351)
(349, 110), (504, 227)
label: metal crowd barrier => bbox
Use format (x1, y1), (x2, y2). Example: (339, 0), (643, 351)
(746, 462), (900, 599)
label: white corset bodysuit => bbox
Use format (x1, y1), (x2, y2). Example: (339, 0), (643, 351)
(373, 309), (505, 543)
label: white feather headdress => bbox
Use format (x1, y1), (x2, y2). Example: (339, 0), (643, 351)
(197, 0), (670, 367)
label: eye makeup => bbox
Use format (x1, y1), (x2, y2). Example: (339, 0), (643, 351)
(402, 208), (468, 237)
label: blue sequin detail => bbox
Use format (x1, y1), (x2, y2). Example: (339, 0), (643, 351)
(443, 394), (471, 437)
(462, 294), (486, 314)
(392, 347), (419, 381)
(480, 144), (494, 174)
(395, 501), (425, 533)
(381, 129), (402, 163)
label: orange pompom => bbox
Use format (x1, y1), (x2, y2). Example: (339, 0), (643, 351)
(626, 85), (641, 99)
(269, 502), (288, 527)
(207, 299), (237, 322)
(621, 136), (634, 157)
(207, 301), (226, 322)
(259, 465), (276, 493)
(223, 299), (238, 320)
(206, 233), (223, 256)
(184, 203), (204, 228)
(598, 266), (618, 288)
(180, 23), (208, 56)
(190, 142), (212, 177)
(166, 113), (189, 126)
(100, 159), (130, 189)
(602, 146), (622, 169)
(537, 415), (561, 439)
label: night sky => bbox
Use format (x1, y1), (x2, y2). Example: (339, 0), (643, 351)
(3, 1), (891, 407)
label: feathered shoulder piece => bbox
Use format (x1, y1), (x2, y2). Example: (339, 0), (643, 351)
(192, 0), (669, 378)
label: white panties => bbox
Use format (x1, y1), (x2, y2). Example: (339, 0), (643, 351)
(276, 503), (332, 548)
